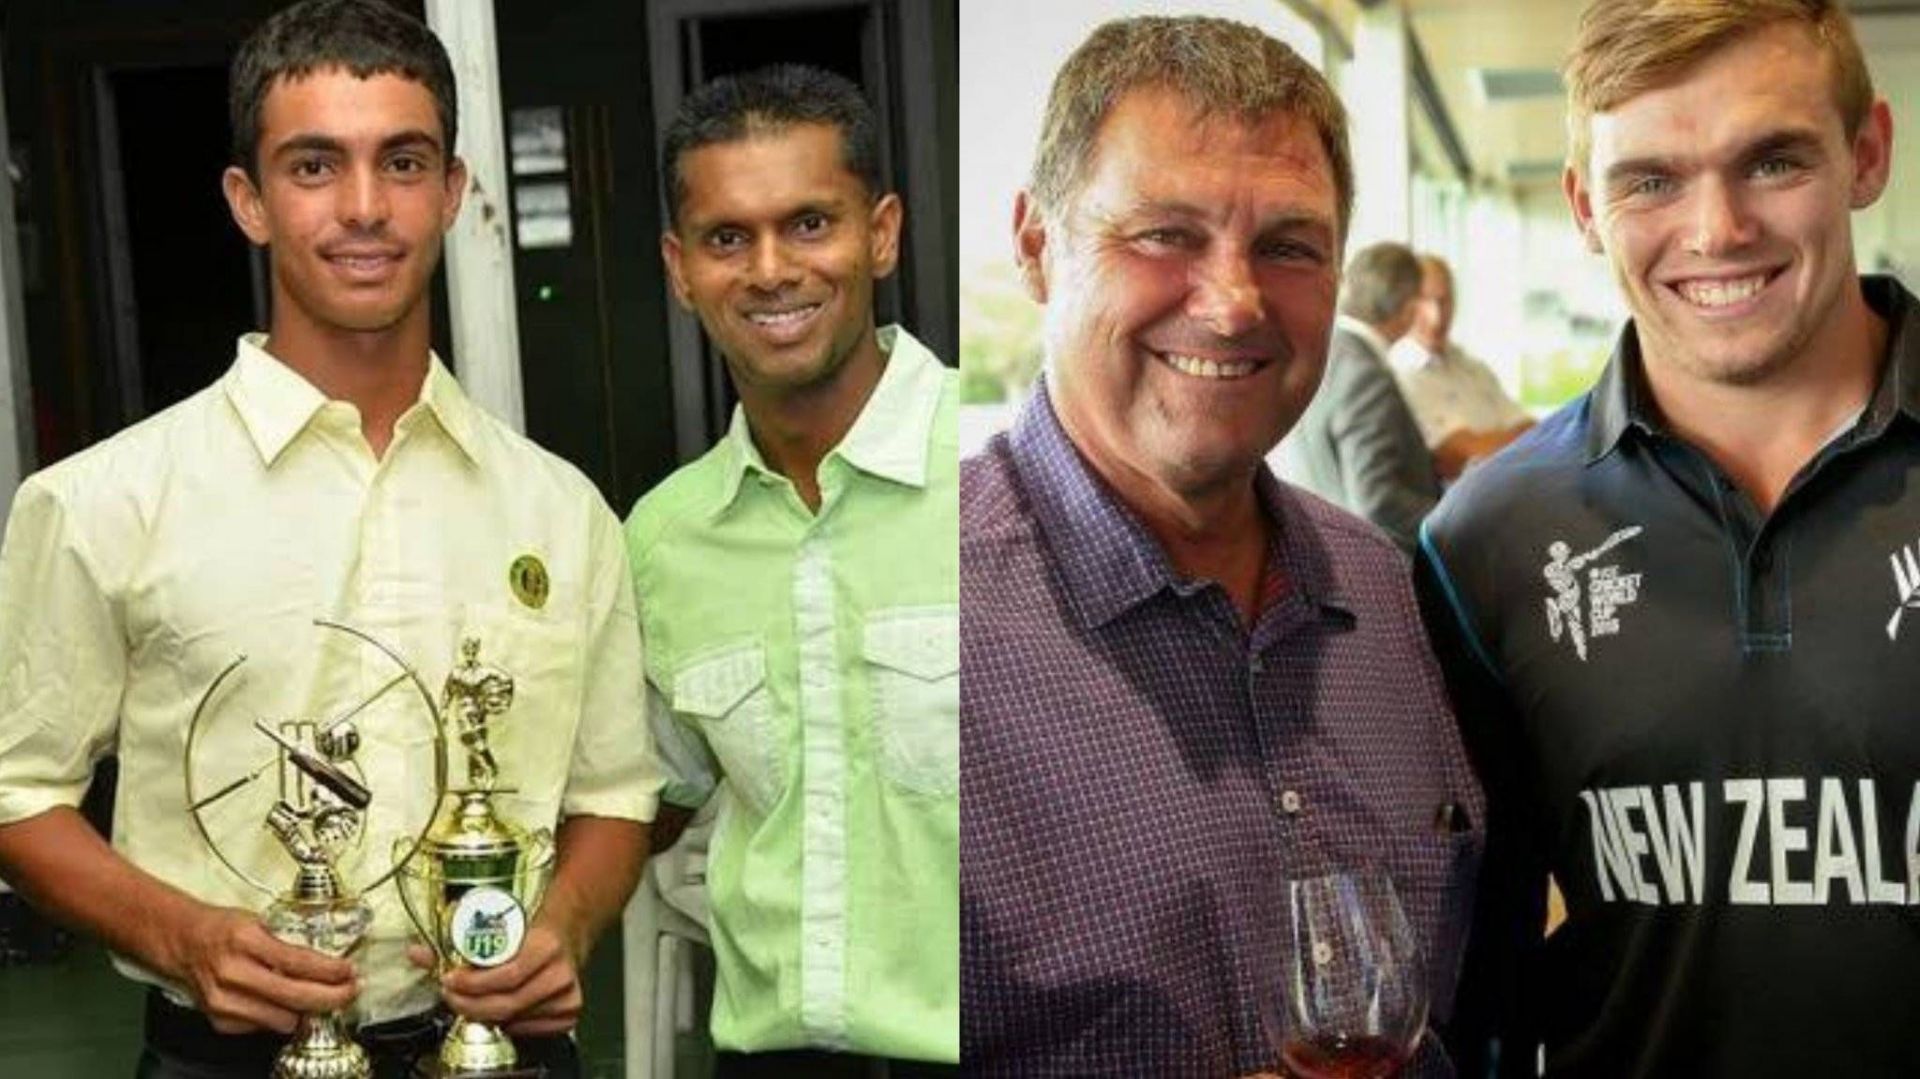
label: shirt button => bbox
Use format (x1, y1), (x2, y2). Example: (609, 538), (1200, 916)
(1279, 790), (1303, 816)
(1249, 656), (1265, 673)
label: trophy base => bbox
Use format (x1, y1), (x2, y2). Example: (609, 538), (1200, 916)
(272, 1012), (370, 1079)
(434, 1015), (545, 1078)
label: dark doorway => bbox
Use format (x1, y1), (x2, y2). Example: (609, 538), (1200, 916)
(697, 9), (870, 92)
(493, 0), (679, 512)
(103, 63), (259, 417)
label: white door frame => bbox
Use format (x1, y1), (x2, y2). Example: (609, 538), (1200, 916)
(425, 0), (526, 433)
(0, 35), (35, 520)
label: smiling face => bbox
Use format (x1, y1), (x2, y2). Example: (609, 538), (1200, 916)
(662, 123), (901, 400)
(222, 69), (465, 341)
(1018, 88), (1341, 500)
(1565, 22), (1890, 390)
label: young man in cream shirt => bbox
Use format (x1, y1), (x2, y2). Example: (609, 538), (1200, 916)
(0, 2), (659, 1074)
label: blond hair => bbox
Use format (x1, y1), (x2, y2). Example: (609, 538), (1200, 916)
(1029, 15), (1352, 235)
(1564, 0), (1872, 172)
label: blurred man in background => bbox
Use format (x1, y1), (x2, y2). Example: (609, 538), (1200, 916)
(1388, 255), (1533, 479)
(1278, 240), (1440, 550)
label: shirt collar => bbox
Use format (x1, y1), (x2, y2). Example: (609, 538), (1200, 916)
(713, 325), (944, 514)
(1584, 275), (1920, 464)
(1008, 378), (1353, 630)
(416, 358), (483, 462)
(222, 334), (481, 467)
(831, 326), (945, 485)
(1336, 315), (1393, 360)
(1388, 335), (1447, 373)
(1260, 479), (1358, 624)
(1861, 275), (1920, 432)
(1582, 325), (1649, 464)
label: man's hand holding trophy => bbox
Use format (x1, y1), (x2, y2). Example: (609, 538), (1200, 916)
(395, 636), (561, 1078)
(183, 623), (445, 1079)
(185, 624), (578, 1078)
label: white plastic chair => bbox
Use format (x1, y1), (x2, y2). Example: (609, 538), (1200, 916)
(623, 802), (717, 1079)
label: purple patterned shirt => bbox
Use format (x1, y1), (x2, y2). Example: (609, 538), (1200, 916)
(960, 385), (1484, 1077)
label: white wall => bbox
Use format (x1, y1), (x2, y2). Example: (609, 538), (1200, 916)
(1855, 27), (1920, 286)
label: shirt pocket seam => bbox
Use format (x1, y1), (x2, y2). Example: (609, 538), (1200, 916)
(862, 606), (958, 799)
(671, 638), (783, 815)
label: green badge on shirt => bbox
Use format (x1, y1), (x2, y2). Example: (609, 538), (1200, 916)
(509, 554), (549, 609)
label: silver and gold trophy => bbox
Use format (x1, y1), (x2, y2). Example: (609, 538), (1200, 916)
(184, 622), (446, 1079)
(395, 637), (556, 1078)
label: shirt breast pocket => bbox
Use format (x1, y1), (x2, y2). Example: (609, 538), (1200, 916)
(673, 641), (785, 816)
(862, 605), (958, 798)
(1404, 823), (1485, 1017)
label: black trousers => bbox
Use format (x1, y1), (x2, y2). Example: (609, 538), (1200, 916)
(137, 989), (581, 1078)
(714, 1049), (960, 1079)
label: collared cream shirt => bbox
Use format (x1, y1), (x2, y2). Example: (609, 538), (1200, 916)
(1387, 337), (1532, 448)
(0, 335), (662, 1023)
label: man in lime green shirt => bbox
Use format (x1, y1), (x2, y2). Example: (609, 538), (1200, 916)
(624, 65), (957, 1077)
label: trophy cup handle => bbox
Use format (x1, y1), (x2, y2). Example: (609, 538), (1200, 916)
(392, 837), (449, 970)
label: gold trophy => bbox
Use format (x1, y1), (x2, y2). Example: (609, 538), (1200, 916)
(396, 638), (556, 1078)
(184, 621), (445, 1079)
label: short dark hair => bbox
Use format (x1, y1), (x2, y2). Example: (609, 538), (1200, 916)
(229, 0), (458, 178)
(661, 64), (884, 224)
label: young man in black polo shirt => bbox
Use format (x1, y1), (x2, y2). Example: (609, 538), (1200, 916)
(1419, 1), (1920, 1076)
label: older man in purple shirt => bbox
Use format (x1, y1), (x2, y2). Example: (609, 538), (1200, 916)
(960, 17), (1484, 1077)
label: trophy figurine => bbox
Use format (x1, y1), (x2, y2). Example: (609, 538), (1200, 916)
(184, 622), (445, 1079)
(396, 638), (556, 1078)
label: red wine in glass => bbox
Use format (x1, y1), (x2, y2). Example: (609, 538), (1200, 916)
(1280, 1031), (1412, 1079)
(1273, 870), (1427, 1079)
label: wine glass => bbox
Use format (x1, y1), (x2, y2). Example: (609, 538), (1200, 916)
(1276, 869), (1428, 1079)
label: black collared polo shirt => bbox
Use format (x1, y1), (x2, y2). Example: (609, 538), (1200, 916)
(1418, 276), (1920, 1078)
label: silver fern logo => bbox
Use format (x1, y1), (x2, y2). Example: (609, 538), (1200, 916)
(1888, 541), (1920, 641)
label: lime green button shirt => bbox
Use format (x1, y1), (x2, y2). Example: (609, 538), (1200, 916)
(624, 326), (958, 1062)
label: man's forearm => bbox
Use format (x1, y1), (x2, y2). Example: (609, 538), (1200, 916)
(0, 806), (208, 981)
(537, 814), (651, 964)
